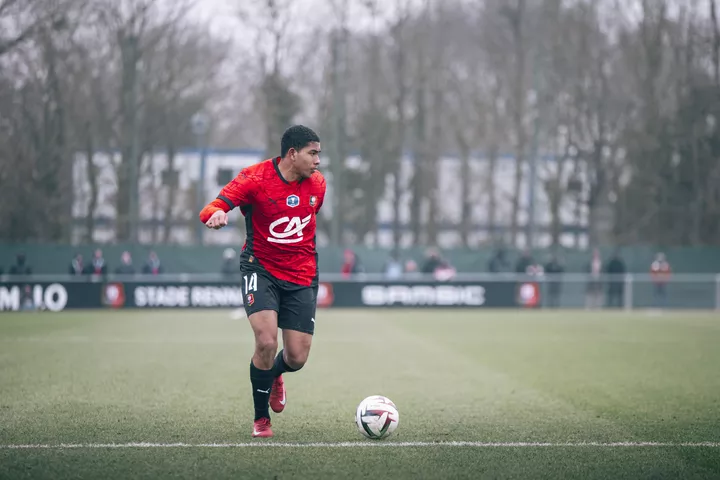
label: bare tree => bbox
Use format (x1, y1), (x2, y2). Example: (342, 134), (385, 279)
(93, 0), (157, 242)
(0, 0), (83, 242)
(500, 0), (529, 246)
(474, 2), (511, 246)
(446, 65), (480, 247)
(352, 0), (399, 246)
(0, 0), (59, 57)
(136, 22), (228, 242)
(83, 0), (198, 243)
(237, 0), (302, 158)
(389, 4), (411, 250)
(327, 0), (349, 245)
(710, 0), (720, 86)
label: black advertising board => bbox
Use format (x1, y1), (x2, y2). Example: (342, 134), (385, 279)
(0, 279), (538, 311)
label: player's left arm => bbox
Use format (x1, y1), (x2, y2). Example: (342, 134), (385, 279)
(314, 175), (327, 213)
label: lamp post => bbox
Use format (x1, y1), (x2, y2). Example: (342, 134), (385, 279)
(192, 112), (210, 245)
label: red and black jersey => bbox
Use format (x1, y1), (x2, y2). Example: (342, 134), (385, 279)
(200, 157), (326, 287)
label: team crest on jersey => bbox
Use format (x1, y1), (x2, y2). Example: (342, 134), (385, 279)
(287, 195), (300, 207)
(310, 195), (317, 207)
(246, 293), (254, 306)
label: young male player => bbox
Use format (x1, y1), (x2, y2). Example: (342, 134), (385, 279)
(199, 125), (326, 438)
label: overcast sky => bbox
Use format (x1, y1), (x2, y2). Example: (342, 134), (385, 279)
(187, 0), (706, 46)
(188, 0), (434, 43)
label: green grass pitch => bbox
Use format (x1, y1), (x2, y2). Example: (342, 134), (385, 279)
(1, 308), (719, 479)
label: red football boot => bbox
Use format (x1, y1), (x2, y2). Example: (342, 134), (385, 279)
(251, 417), (273, 438)
(269, 375), (286, 413)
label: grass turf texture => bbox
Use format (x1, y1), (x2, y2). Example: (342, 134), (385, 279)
(1, 309), (719, 479)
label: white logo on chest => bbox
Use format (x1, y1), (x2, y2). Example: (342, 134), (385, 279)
(267, 215), (312, 244)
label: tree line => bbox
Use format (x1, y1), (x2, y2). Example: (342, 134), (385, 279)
(1, 0), (719, 247)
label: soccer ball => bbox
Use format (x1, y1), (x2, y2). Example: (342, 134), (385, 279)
(355, 395), (399, 440)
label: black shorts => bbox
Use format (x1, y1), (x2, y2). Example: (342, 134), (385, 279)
(240, 263), (318, 335)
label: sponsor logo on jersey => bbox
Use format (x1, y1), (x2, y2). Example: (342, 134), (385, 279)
(267, 215), (312, 244)
(286, 195), (300, 207)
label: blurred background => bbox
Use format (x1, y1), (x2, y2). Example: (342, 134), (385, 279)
(1, 0), (719, 309)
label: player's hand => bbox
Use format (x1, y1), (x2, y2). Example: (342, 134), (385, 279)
(205, 210), (228, 229)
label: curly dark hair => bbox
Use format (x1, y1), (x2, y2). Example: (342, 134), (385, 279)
(280, 125), (320, 157)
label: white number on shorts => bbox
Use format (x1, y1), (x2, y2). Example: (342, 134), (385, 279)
(243, 273), (258, 294)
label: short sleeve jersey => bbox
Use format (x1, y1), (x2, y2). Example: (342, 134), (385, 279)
(215, 157), (326, 287)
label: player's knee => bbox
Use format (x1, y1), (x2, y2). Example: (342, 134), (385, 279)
(255, 335), (278, 360)
(284, 349), (309, 370)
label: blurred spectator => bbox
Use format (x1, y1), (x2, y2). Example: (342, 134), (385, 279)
(526, 262), (544, 276)
(488, 247), (511, 273)
(404, 259), (420, 278)
(221, 248), (241, 277)
(340, 249), (364, 278)
(383, 252), (404, 279)
(585, 248), (603, 309)
(142, 251), (163, 275)
(650, 252), (671, 308)
(605, 250), (626, 308)
(515, 249), (533, 274)
(84, 249), (108, 276)
(115, 251), (135, 275)
(421, 248), (443, 274)
(9, 252), (32, 276)
(543, 254), (564, 308)
(21, 285), (36, 311)
(421, 248), (456, 281)
(69, 253), (84, 276)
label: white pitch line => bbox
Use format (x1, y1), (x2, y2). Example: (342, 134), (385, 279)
(1, 441), (720, 449)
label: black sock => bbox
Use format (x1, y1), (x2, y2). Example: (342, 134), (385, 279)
(250, 362), (274, 421)
(272, 349), (301, 378)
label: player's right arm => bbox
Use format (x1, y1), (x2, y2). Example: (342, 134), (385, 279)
(199, 171), (257, 229)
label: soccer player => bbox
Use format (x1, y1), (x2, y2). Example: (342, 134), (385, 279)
(199, 125), (326, 438)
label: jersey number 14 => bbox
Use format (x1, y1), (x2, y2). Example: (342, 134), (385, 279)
(243, 273), (258, 294)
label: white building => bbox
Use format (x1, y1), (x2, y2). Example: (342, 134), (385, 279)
(72, 149), (590, 248)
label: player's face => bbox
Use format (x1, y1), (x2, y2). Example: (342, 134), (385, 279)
(292, 142), (321, 178)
